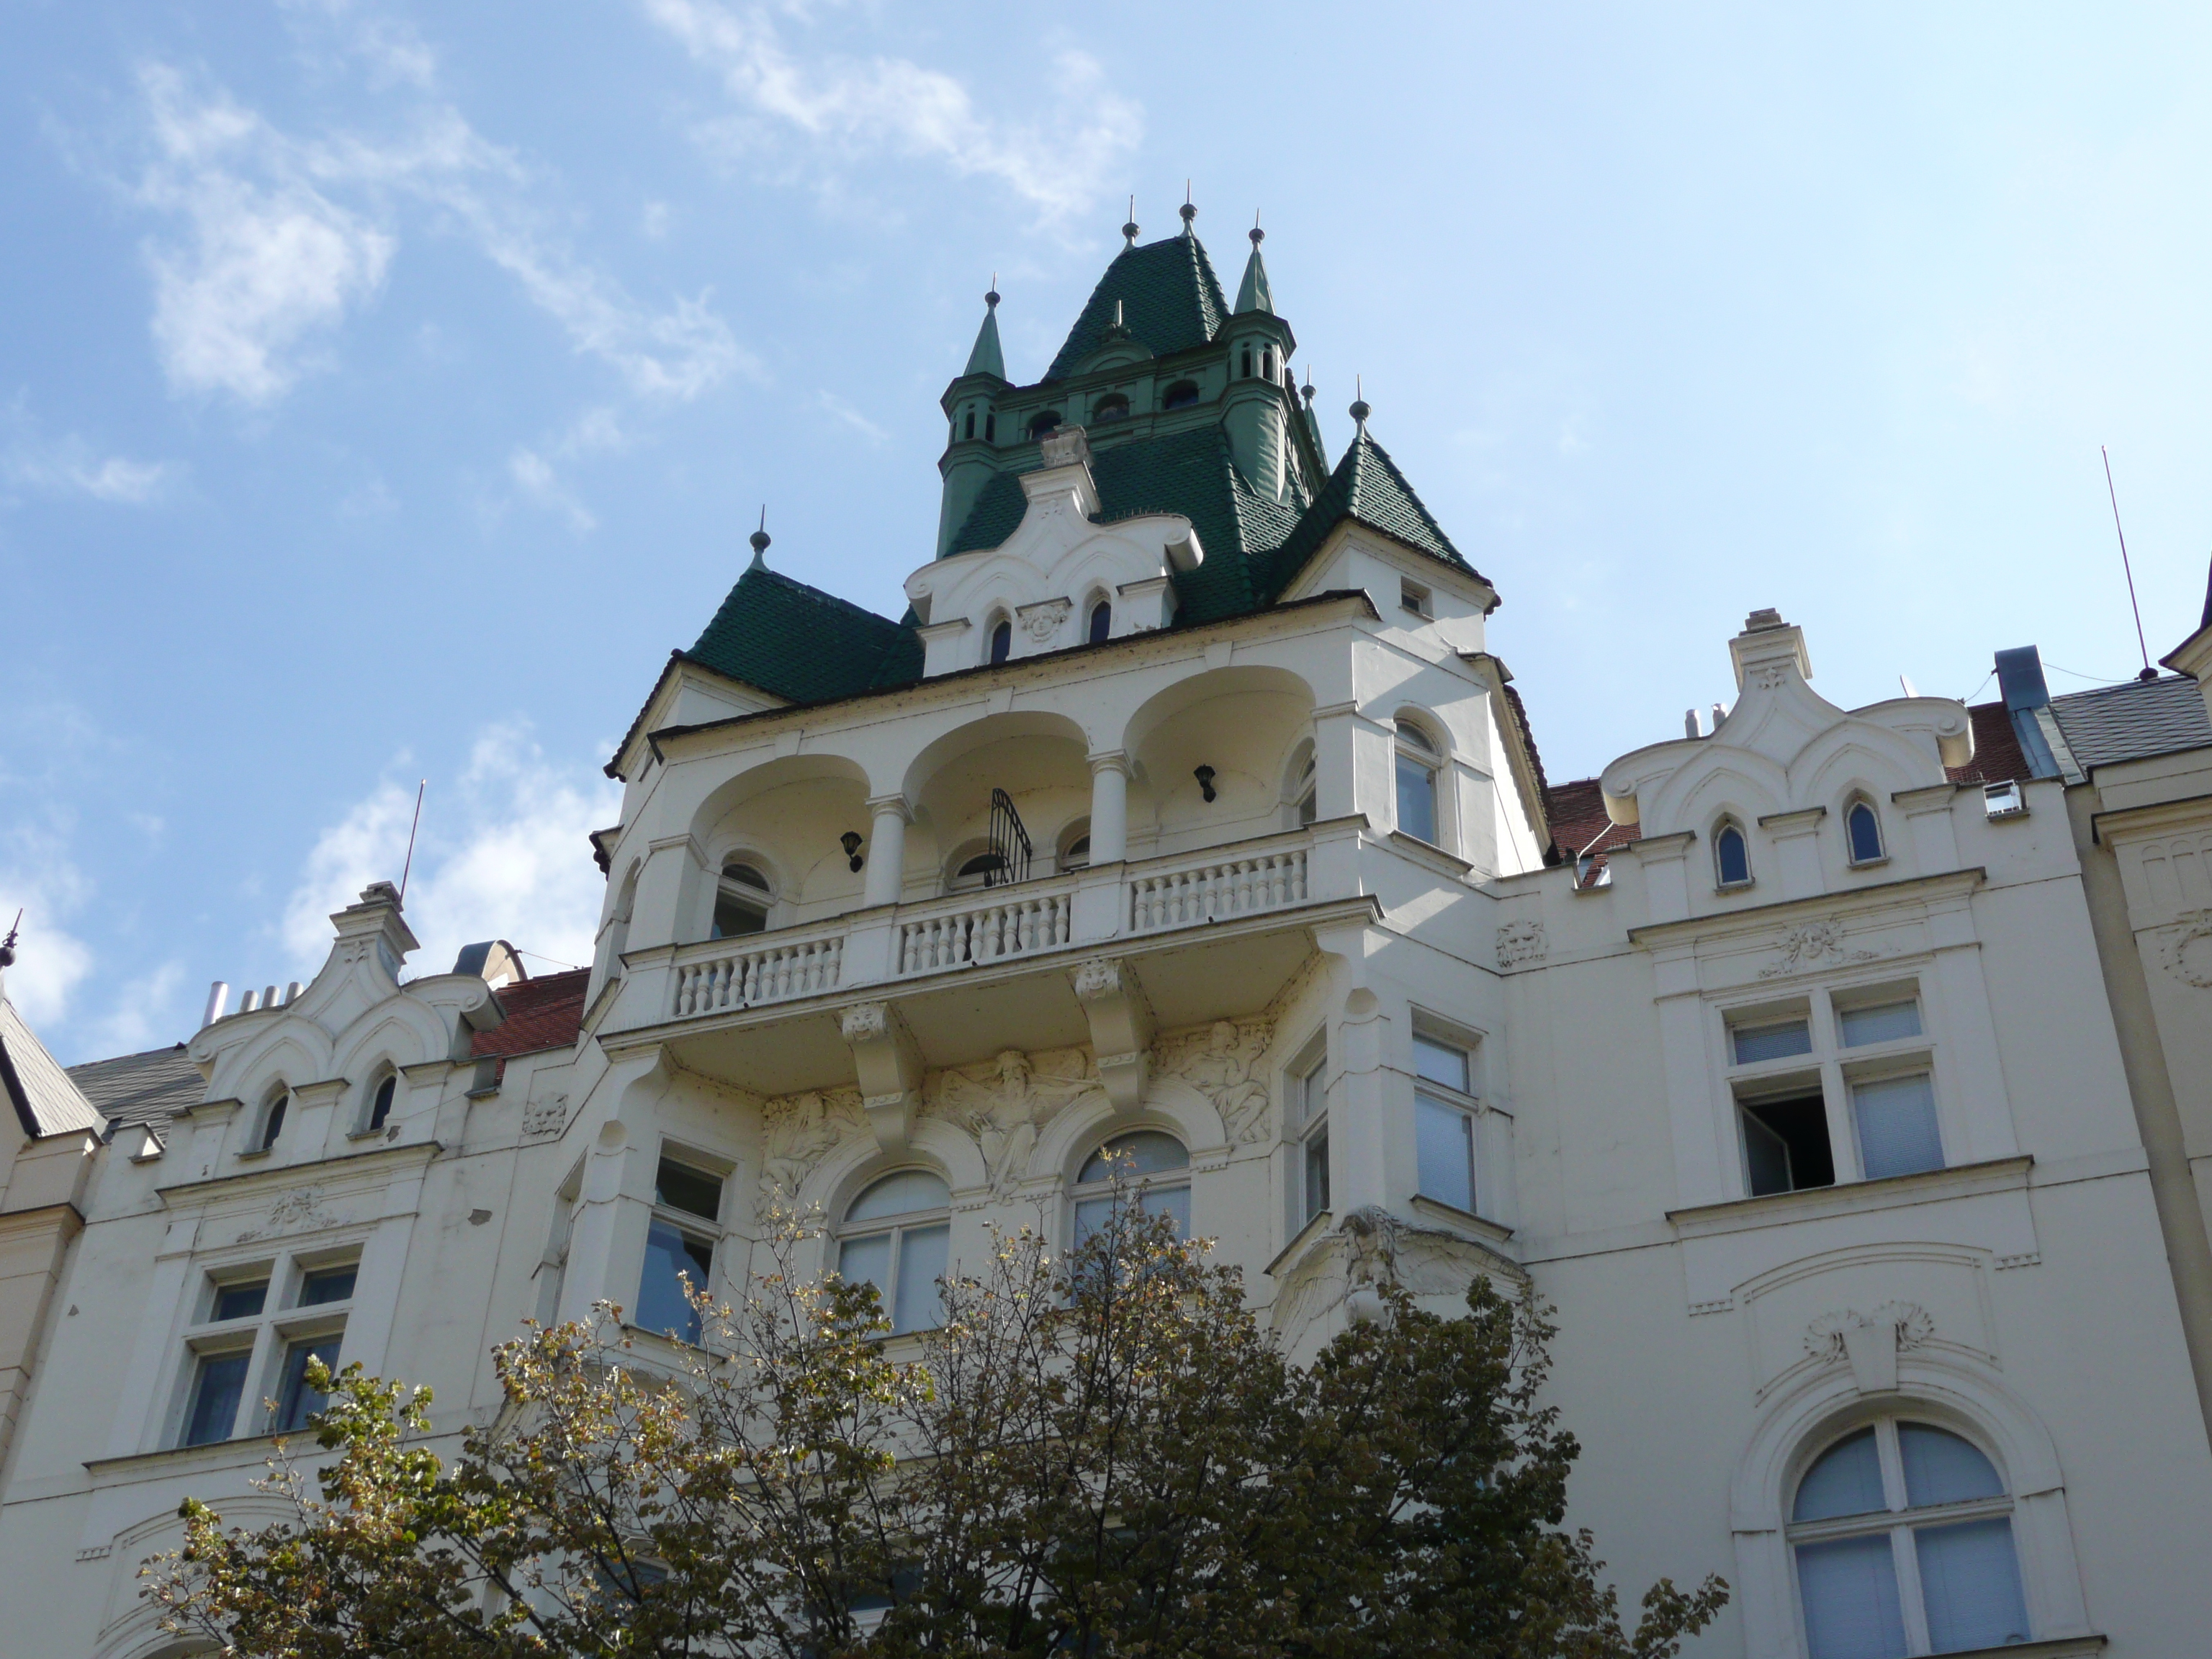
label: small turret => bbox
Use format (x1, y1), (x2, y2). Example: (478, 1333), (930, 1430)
(963, 287), (1006, 382)
(1234, 218), (1273, 315)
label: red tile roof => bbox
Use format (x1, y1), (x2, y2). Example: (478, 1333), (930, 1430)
(472, 968), (590, 1061)
(1949, 701), (2028, 786)
(1542, 775), (1639, 863)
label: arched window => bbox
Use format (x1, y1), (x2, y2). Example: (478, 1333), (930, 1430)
(963, 410), (976, 440)
(258, 1089), (289, 1151)
(1239, 344), (1254, 378)
(1028, 410), (1063, 441)
(1058, 818), (1092, 873)
(838, 1169), (950, 1335)
(1289, 747), (1318, 827)
(1072, 1130), (1190, 1243)
(711, 861), (773, 939)
(950, 848), (1008, 893)
(1260, 347), (1273, 381)
(1161, 379), (1200, 411)
(1092, 393), (1130, 423)
(1791, 1419), (2032, 1656)
(1847, 798), (1887, 866)
(1715, 821), (1753, 889)
(1394, 719), (1442, 846)
(989, 617), (1013, 664)
(367, 1072), (397, 1133)
(984, 413), (996, 443)
(1087, 597), (1112, 644)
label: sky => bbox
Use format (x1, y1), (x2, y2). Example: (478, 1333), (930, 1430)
(5, 1), (2212, 1063)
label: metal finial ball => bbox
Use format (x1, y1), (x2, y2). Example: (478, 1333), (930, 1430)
(1179, 201), (1197, 223)
(984, 289), (1000, 307)
(1249, 225), (1264, 246)
(1122, 221), (1139, 241)
(750, 528), (771, 554)
(1302, 379), (1316, 401)
(1349, 398), (1371, 424)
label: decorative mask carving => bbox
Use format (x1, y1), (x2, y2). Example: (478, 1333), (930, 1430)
(1496, 920), (1547, 969)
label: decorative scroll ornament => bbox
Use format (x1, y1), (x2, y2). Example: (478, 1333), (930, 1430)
(1746, 662), (1791, 691)
(1496, 920), (1547, 970)
(1758, 920), (1878, 979)
(1156, 1019), (1274, 1143)
(1805, 1301), (1934, 1394)
(2165, 911), (2212, 989)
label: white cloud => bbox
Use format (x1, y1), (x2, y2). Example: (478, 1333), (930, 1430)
(816, 388), (887, 444)
(124, 60), (748, 406)
(1, 396), (181, 505)
(509, 446), (597, 533)
(0, 830), (96, 1031)
(281, 724), (619, 982)
(640, 0), (1141, 224)
(79, 960), (188, 1058)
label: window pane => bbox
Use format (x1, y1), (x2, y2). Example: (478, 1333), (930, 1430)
(1840, 1001), (1922, 1048)
(891, 1223), (949, 1334)
(298, 1266), (356, 1307)
(848, 1169), (951, 1223)
(1848, 803), (1884, 863)
(1853, 1074), (1943, 1180)
(1732, 1019), (1812, 1065)
(1795, 1534), (1908, 1659)
(1915, 1519), (2031, 1652)
(1078, 1131), (1189, 1184)
(274, 1335), (343, 1433)
(724, 863), (770, 892)
(1297, 1063), (1326, 1129)
(655, 1158), (724, 1221)
(711, 896), (767, 938)
(1297, 788), (1318, 826)
(1794, 1427), (1888, 1521)
(1395, 755), (1438, 844)
(637, 1218), (710, 1343)
(838, 1232), (892, 1309)
(1394, 719), (1439, 755)
(1072, 1195), (1116, 1246)
(1303, 1128), (1330, 1223)
(1899, 1424), (2004, 1508)
(1413, 1035), (1469, 1092)
(183, 1350), (251, 1447)
(1143, 1182), (1191, 1237)
(1743, 1110), (1794, 1197)
(369, 1075), (397, 1129)
(1416, 1094), (1475, 1212)
(1717, 827), (1751, 886)
(211, 1280), (268, 1322)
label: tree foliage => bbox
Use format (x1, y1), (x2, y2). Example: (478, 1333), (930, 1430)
(147, 1191), (1724, 1658)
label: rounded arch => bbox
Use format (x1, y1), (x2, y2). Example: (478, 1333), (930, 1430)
(1643, 751), (1790, 840)
(801, 1118), (989, 1224)
(329, 1004), (447, 1085)
(1797, 718), (1956, 804)
(1160, 379), (1200, 410)
(686, 752), (871, 855)
(213, 1027), (330, 1119)
(1092, 392), (1130, 423)
(1036, 1073), (1227, 1187)
(900, 709), (1093, 806)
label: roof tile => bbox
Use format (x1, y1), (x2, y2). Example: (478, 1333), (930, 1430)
(1045, 234), (1229, 383)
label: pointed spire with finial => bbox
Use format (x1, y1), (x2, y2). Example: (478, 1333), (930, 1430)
(1349, 374), (1370, 438)
(963, 277), (1006, 380)
(1123, 195), (1139, 248)
(747, 508), (770, 572)
(1300, 365), (1323, 450)
(1233, 210), (1273, 315)
(1179, 180), (1196, 236)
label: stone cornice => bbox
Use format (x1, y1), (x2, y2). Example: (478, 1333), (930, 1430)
(153, 1138), (441, 1208)
(1627, 867), (1987, 951)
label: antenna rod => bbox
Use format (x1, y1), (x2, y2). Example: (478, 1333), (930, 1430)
(2101, 446), (2157, 680)
(398, 780), (426, 904)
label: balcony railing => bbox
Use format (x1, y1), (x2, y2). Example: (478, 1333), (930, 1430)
(652, 824), (1344, 1025)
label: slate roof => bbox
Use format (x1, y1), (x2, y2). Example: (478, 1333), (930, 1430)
(471, 968), (590, 1062)
(1263, 429), (1484, 595)
(3, 991), (109, 1139)
(2049, 675), (2212, 770)
(1045, 233), (1230, 384)
(66, 1042), (202, 1133)
(685, 565), (925, 704)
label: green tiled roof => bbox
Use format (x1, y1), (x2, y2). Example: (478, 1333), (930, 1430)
(1262, 428), (1484, 597)
(1044, 234), (1229, 383)
(685, 566), (920, 703)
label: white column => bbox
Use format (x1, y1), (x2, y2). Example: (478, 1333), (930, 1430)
(1088, 752), (1130, 865)
(863, 796), (911, 908)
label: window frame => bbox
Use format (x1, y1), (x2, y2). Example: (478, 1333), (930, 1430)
(1393, 716), (1447, 850)
(710, 856), (778, 940)
(1071, 1129), (1194, 1250)
(1411, 1028), (1481, 1218)
(364, 1069), (399, 1134)
(1786, 1416), (2033, 1655)
(1285, 1038), (1331, 1234)
(1714, 818), (1755, 890)
(1087, 594), (1112, 644)
(835, 1168), (953, 1336)
(1843, 796), (1888, 868)
(251, 1085), (290, 1155)
(636, 1146), (729, 1346)
(1721, 981), (1944, 1197)
(986, 613), (1013, 665)
(172, 1249), (361, 1448)
(1400, 579), (1432, 619)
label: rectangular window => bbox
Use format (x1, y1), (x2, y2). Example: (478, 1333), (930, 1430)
(297, 1265), (357, 1307)
(1732, 1018), (1812, 1065)
(655, 1156), (724, 1223)
(272, 1335), (343, 1433)
(1852, 1073), (1944, 1180)
(1395, 755), (1439, 845)
(1295, 1058), (1329, 1228)
(1737, 1090), (1835, 1196)
(1416, 1095), (1476, 1212)
(1401, 580), (1432, 619)
(1413, 1034), (1470, 1092)
(181, 1349), (252, 1447)
(211, 1278), (269, 1321)
(638, 1217), (715, 1344)
(1839, 1000), (1922, 1048)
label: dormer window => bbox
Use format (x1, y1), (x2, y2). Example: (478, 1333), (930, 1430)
(1161, 379), (1200, 410)
(1401, 580), (1432, 619)
(1093, 393), (1130, 423)
(1028, 411), (1062, 441)
(711, 862), (773, 939)
(1714, 821), (1753, 889)
(1088, 598), (1112, 644)
(989, 617), (1013, 664)
(1845, 798), (1887, 866)
(367, 1073), (397, 1133)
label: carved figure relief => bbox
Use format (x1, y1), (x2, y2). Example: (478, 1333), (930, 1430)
(1156, 1020), (1274, 1143)
(932, 1048), (1097, 1196)
(1496, 920), (1547, 970)
(1758, 920), (1879, 979)
(759, 1088), (866, 1201)
(238, 1187), (344, 1241)
(1018, 599), (1071, 643)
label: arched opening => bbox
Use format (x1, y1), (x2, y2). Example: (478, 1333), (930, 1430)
(963, 409), (976, 440)
(989, 616), (1013, 665)
(1123, 665), (1318, 848)
(1394, 719), (1443, 847)
(1161, 379), (1200, 411)
(837, 1169), (951, 1335)
(1846, 798), (1887, 866)
(1239, 344), (1253, 378)
(711, 861), (773, 938)
(1791, 1419), (2031, 1654)
(1715, 819), (1753, 889)
(258, 1087), (289, 1151)
(1028, 410), (1063, 441)
(1057, 817), (1092, 873)
(1087, 595), (1112, 644)
(367, 1071), (397, 1133)
(906, 711), (1095, 899)
(1260, 347), (1273, 381)
(984, 413), (996, 443)
(1072, 1130), (1191, 1243)
(1092, 393), (1130, 423)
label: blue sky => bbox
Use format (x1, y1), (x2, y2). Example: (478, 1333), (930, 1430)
(5, 1), (2211, 1061)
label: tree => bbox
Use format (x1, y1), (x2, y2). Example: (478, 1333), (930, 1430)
(147, 1187), (1725, 1658)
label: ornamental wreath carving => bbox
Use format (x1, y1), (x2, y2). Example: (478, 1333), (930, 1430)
(1496, 920), (1547, 970)
(1758, 920), (1878, 979)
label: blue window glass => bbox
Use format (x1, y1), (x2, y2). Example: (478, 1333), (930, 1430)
(1089, 600), (1111, 644)
(1716, 824), (1751, 886)
(1847, 801), (1885, 863)
(211, 1280), (268, 1321)
(298, 1266), (356, 1307)
(273, 1335), (343, 1433)
(182, 1350), (251, 1447)
(638, 1218), (714, 1344)
(989, 620), (1012, 664)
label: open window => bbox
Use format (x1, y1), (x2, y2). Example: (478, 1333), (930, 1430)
(1160, 379), (1200, 410)
(1087, 595), (1112, 644)
(365, 1069), (398, 1133)
(987, 614), (1013, 665)
(256, 1087), (289, 1153)
(637, 1151), (726, 1344)
(1092, 392), (1130, 423)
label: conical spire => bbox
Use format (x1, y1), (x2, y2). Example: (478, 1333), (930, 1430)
(1234, 216), (1273, 315)
(963, 282), (1006, 380)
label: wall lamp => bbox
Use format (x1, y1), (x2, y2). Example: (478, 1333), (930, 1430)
(840, 830), (865, 871)
(1193, 765), (1217, 804)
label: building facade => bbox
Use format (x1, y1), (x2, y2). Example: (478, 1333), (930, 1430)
(3, 210), (2211, 1659)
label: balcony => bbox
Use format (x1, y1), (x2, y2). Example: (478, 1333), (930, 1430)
(613, 821), (1370, 1094)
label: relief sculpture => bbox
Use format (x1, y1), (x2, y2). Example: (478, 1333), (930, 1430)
(758, 1087), (867, 1202)
(932, 1048), (1098, 1196)
(1157, 1019), (1274, 1143)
